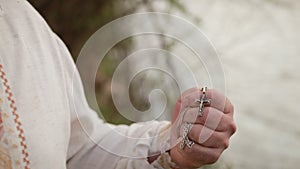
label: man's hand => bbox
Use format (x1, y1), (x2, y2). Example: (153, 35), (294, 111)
(170, 87), (236, 168)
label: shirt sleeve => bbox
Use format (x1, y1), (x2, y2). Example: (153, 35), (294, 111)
(0, 0), (172, 168)
(56, 35), (172, 169)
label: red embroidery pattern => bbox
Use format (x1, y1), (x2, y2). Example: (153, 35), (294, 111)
(0, 64), (30, 169)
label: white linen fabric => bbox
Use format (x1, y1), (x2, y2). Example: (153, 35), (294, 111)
(0, 0), (171, 168)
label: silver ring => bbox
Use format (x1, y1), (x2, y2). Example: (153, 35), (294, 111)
(194, 86), (211, 116)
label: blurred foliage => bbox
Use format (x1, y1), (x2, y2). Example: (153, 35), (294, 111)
(28, 0), (197, 124)
(28, 0), (199, 59)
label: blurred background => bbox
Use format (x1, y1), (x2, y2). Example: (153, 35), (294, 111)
(28, 0), (300, 168)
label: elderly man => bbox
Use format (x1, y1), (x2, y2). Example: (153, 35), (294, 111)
(0, 0), (236, 168)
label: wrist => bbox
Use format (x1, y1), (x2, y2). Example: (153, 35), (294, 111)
(151, 152), (181, 169)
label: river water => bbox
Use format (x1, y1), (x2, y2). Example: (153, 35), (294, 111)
(181, 0), (300, 168)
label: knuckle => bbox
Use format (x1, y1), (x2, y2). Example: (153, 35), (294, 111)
(206, 152), (220, 164)
(228, 121), (237, 134)
(215, 132), (224, 143)
(222, 139), (229, 149)
(215, 132), (229, 148)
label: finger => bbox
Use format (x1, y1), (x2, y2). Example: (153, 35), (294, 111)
(183, 107), (232, 132)
(188, 124), (229, 149)
(174, 143), (223, 167)
(174, 87), (203, 113)
(180, 88), (234, 115)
